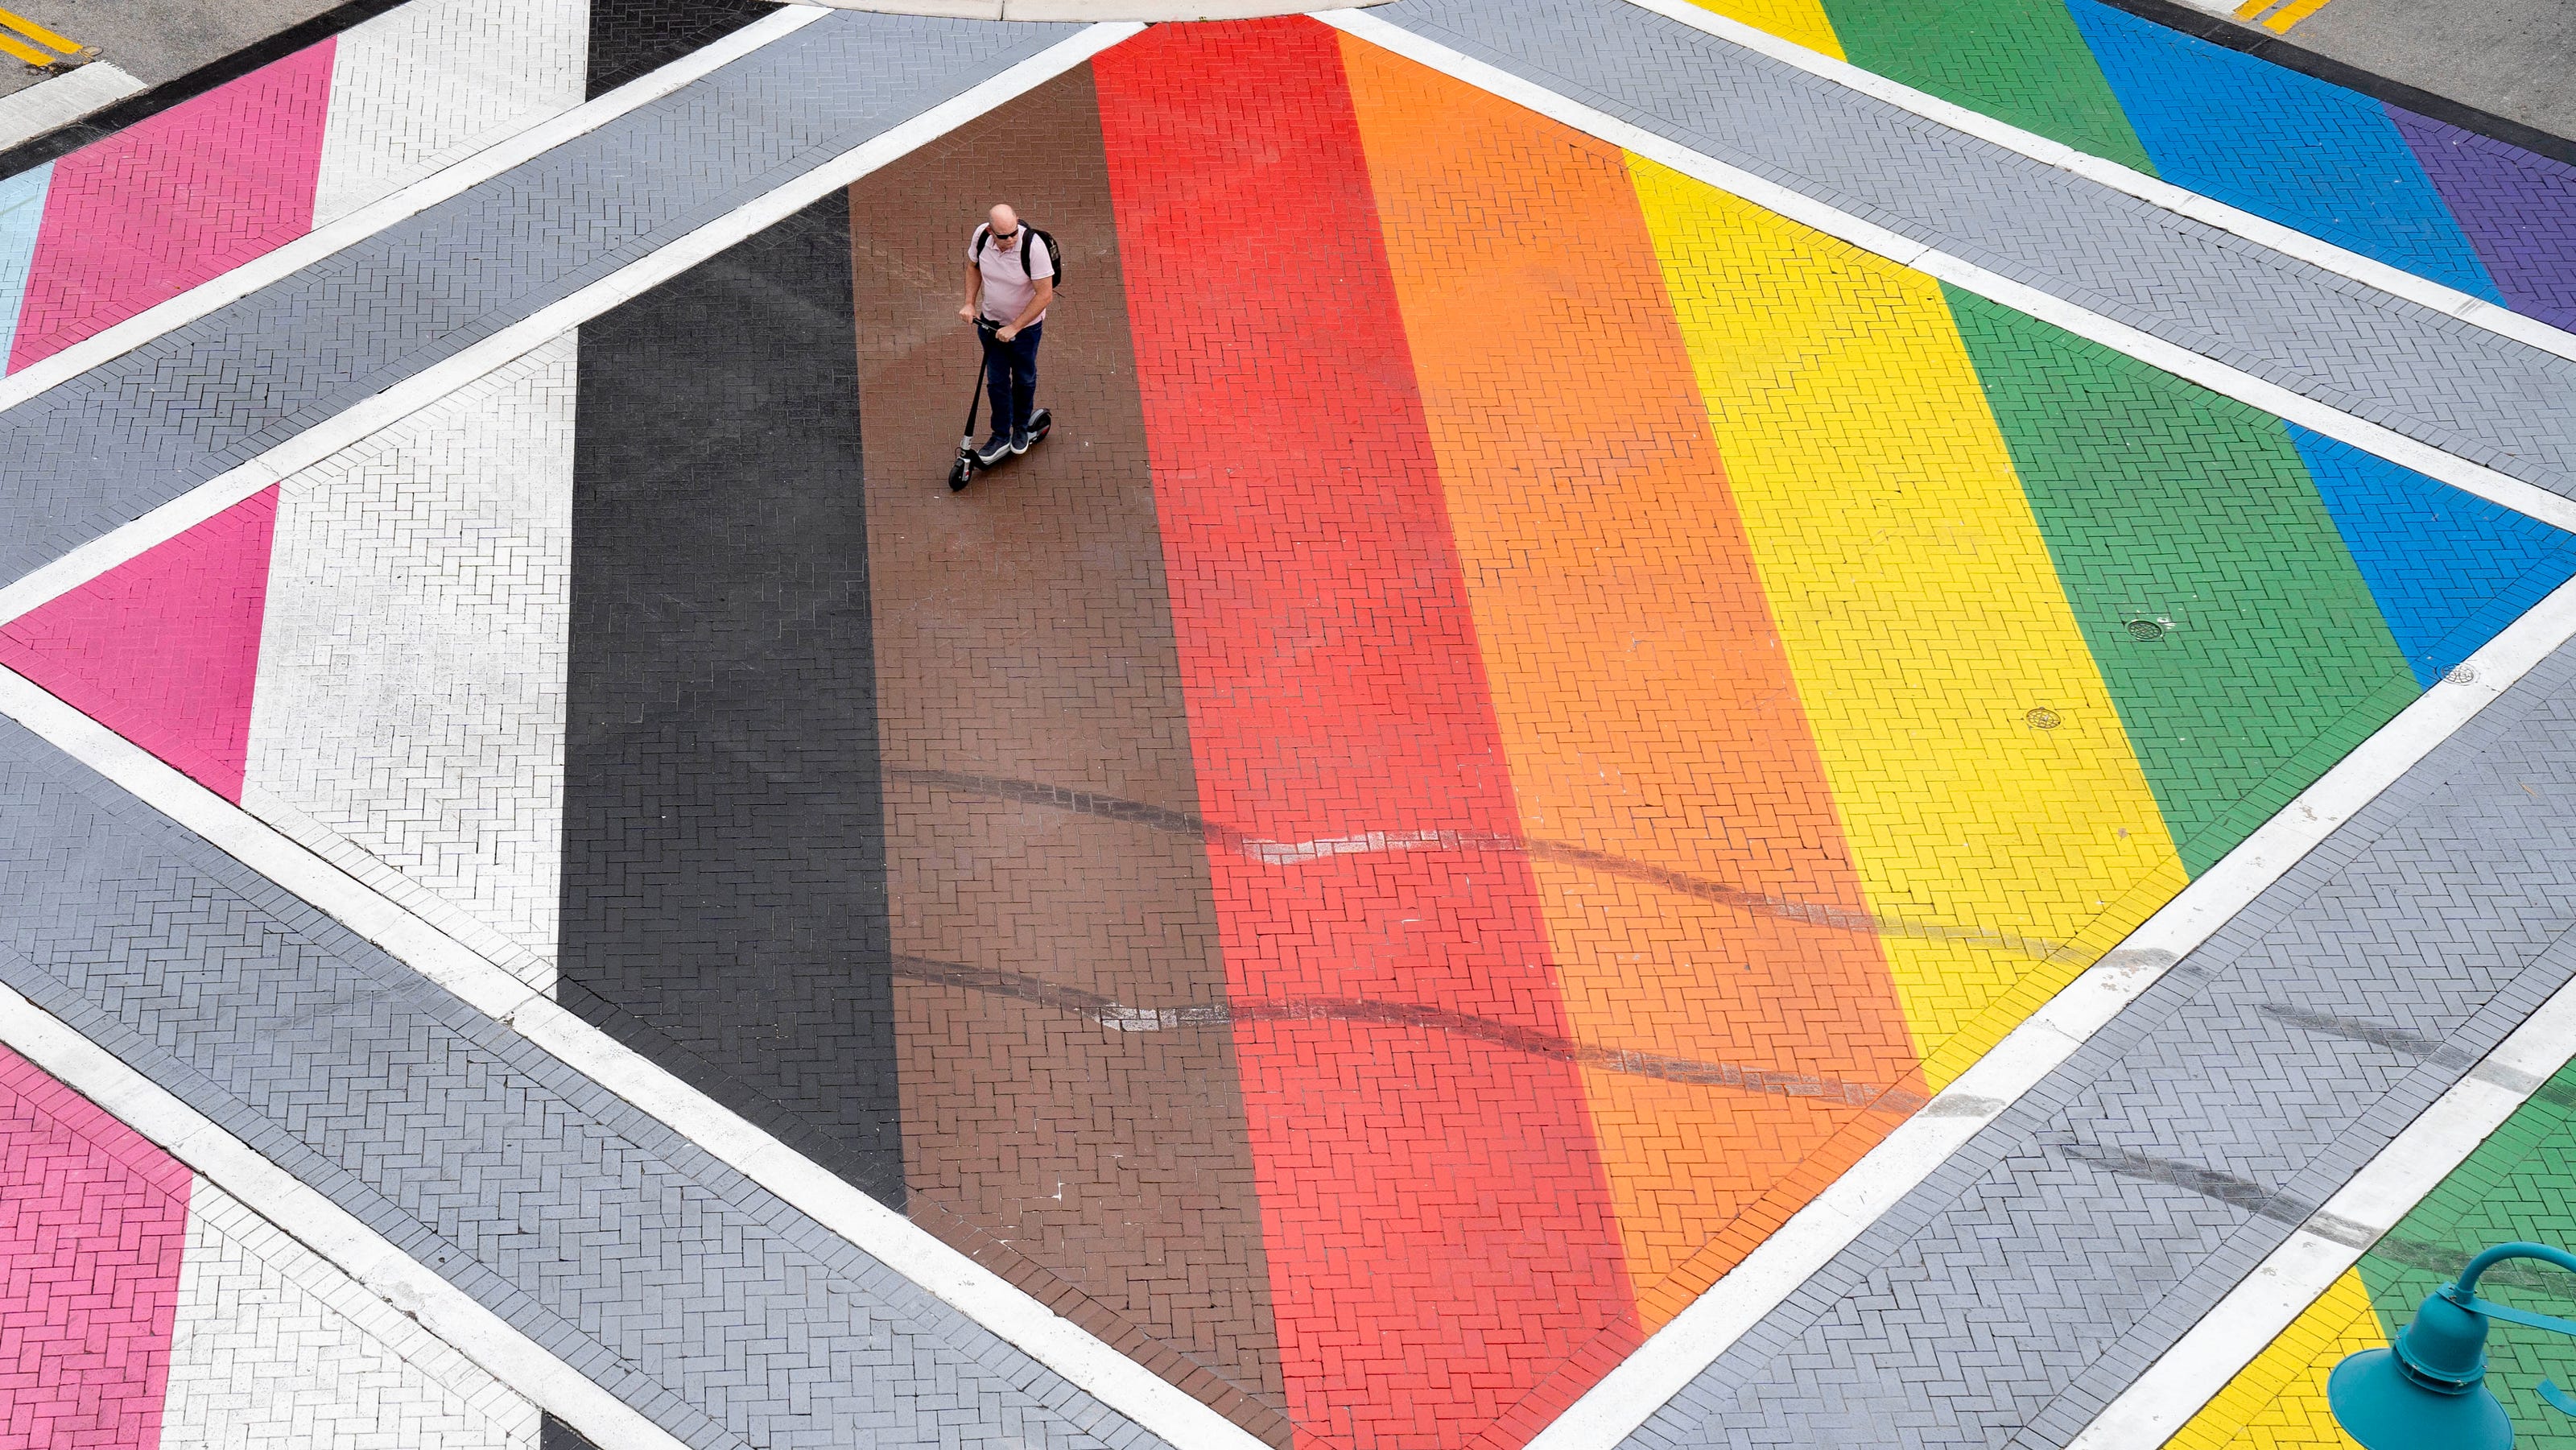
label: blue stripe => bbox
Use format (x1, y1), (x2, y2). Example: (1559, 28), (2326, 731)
(0, 162), (51, 374)
(2292, 424), (2576, 687)
(2065, 0), (2505, 304)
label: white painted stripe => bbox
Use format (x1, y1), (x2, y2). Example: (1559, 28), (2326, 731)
(166, 1181), (542, 1448)
(1496, 543), (2576, 1450)
(2067, 956), (2576, 1448)
(0, 978), (683, 1450)
(0, 2), (829, 418)
(313, 0), (588, 228)
(0, 62), (145, 152)
(243, 334), (576, 981)
(1321, 9), (2576, 544)
(0, 22), (1143, 632)
(1608, 0), (2576, 367)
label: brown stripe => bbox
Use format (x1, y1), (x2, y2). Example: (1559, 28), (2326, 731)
(848, 62), (1290, 1441)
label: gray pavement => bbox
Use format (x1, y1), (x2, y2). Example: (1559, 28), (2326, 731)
(2263, 0), (2576, 145)
(0, 6), (1074, 588)
(0, 704), (1168, 1450)
(1375, 0), (2576, 491)
(1621, 625), (2576, 1444)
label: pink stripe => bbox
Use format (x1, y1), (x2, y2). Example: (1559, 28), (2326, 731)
(0, 1043), (190, 1449)
(0, 487), (280, 802)
(10, 37), (333, 371)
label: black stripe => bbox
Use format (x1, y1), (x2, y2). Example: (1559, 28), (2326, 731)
(563, 188), (905, 1208)
(2091, 0), (2576, 167)
(0, 0), (413, 182)
(584, 0), (771, 101)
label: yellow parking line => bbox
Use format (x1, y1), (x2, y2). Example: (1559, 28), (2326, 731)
(0, 6), (80, 56)
(0, 30), (52, 66)
(2230, 0), (2274, 18)
(2261, 0), (2337, 31)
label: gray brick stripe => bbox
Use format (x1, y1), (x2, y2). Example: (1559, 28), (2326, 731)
(1373, 0), (2576, 502)
(1619, 638), (2576, 1446)
(0, 9), (1077, 591)
(0, 711), (1168, 1450)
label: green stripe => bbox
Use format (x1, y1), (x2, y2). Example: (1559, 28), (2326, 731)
(2355, 1064), (2576, 1441)
(1945, 287), (2416, 876)
(1818, 0), (2155, 175)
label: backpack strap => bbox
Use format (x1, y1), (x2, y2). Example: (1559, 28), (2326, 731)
(971, 221), (990, 263)
(1020, 228), (1054, 281)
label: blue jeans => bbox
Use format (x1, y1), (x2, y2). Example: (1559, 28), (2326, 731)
(980, 320), (1042, 438)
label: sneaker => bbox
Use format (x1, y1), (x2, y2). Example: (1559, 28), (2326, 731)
(1009, 425), (1031, 456)
(976, 433), (1012, 468)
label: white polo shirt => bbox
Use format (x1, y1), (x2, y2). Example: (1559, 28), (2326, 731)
(971, 225), (1054, 325)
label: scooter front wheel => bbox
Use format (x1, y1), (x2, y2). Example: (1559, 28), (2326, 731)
(947, 450), (975, 492)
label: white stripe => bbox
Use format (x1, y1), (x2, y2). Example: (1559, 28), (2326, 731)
(0, 980), (681, 1450)
(165, 1181), (541, 1449)
(2066, 965), (2576, 1448)
(243, 334), (576, 982)
(1319, 10), (2576, 545)
(0, 22), (1143, 631)
(0, 2), (828, 418)
(313, 0), (589, 228)
(0, 62), (146, 152)
(1608, 0), (2576, 368)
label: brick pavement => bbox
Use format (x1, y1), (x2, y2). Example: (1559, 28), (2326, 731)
(2, 1040), (539, 1448)
(847, 64), (1290, 1445)
(1621, 621), (2576, 1447)
(0, 706), (1173, 1450)
(0, 8), (1075, 585)
(1373, 0), (2576, 497)
(10, 10), (2576, 1448)
(2174, 1059), (2576, 1448)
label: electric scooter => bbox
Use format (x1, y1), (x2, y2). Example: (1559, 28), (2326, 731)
(947, 320), (1051, 492)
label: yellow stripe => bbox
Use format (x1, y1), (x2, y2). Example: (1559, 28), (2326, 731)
(2168, 1267), (2384, 1448)
(0, 6), (78, 55)
(0, 29), (52, 65)
(1626, 156), (2186, 1089)
(2231, 0), (2277, 19)
(1682, 0), (1847, 60)
(2261, 0), (2337, 32)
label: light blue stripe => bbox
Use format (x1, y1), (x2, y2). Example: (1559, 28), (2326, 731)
(0, 162), (54, 374)
(2065, 0), (2506, 304)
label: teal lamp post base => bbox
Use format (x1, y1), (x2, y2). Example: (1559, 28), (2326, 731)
(2328, 1349), (2514, 1450)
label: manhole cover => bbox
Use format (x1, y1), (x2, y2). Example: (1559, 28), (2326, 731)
(2126, 618), (2166, 642)
(2445, 663), (2479, 685)
(2025, 707), (2062, 729)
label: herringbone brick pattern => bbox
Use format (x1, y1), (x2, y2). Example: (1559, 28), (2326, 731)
(1375, 0), (2576, 498)
(245, 334), (574, 978)
(0, 11), (1074, 590)
(0, 710), (1170, 1450)
(163, 1184), (540, 1449)
(1626, 638), (2576, 1448)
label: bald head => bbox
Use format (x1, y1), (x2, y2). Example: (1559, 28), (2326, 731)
(989, 204), (1020, 245)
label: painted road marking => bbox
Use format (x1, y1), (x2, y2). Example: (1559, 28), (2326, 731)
(2256, 0), (2339, 32)
(0, 5), (85, 67)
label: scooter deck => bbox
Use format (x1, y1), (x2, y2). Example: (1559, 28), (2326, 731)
(947, 409), (1053, 491)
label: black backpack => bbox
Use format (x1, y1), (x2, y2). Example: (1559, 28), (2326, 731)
(972, 222), (1062, 289)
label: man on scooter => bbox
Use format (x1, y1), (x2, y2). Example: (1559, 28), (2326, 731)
(959, 203), (1053, 469)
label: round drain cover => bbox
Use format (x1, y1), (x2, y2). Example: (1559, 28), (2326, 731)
(2126, 619), (2166, 642)
(2445, 663), (2479, 685)
(2025, 707), (2062, 729)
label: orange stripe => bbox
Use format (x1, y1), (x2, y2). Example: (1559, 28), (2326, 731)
(1340, 35), (1924, 1341)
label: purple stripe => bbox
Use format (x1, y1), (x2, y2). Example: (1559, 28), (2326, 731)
(2392, 105), (2576, 333)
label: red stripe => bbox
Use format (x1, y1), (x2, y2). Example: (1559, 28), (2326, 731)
(1094, 23), (1635, 1446)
